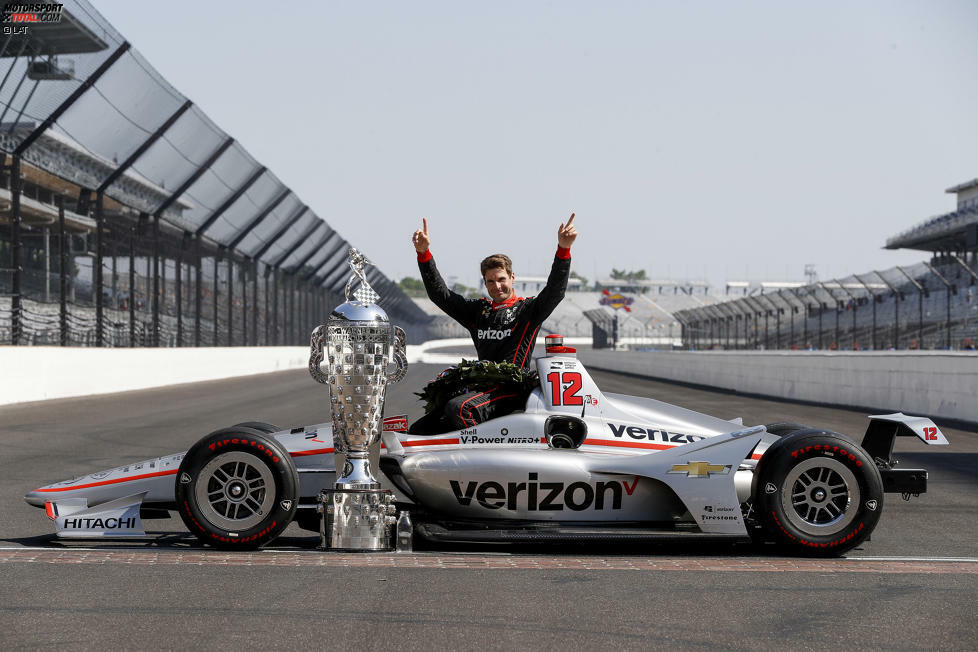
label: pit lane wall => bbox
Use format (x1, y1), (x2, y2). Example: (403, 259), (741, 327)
(0, 341), (453, 406)
(578, 349), (978, 424)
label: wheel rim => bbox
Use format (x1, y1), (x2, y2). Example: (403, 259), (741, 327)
(195, 452), (275, 531)
(780, 457), (860, 537)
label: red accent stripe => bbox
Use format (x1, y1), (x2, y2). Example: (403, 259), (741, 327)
(469, 393), (517, 411)
(290, 447), (335, 457)
(512, 321), (532, 364)
(583, 439), (672, 451)
(518, 326), (539, 368)
(35, 469), (178, 493)
(402, 438), (460, 447)
(45, 502), (57, 520)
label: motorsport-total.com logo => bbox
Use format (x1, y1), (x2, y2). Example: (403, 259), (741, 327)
(2, 3), (63, 34)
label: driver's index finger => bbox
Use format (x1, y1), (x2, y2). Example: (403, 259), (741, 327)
(423, 217), (428, 234)
(566, 212), (575, 226)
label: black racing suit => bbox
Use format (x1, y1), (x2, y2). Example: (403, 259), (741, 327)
(416, 246), (571, 429)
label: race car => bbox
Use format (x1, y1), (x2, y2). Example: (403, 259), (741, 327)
(24, 338), (948, 556)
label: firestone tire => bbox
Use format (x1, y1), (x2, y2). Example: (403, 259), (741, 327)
(753, 430), (883, 557)
(176, 427), (299, 550)
(231, 421), (281, 435)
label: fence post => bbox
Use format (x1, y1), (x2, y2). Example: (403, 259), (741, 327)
(95, 191), (104, 346)
(226, 252), (234, 347)
(151, 213), (160, 347)
(58, 195), (67, 346)
(194, 236), (202, 347)
(129, 223), (136, 346)
(176, 237), (183, 347)
(213, 247), (221, 346)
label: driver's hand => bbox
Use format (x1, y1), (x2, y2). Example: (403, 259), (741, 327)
(558, 213), (577, 249)
(413, 217), (430, 254)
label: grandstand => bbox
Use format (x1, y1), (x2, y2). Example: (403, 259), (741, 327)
(674, 177), (978, 351)
(0, 0), (430, 348)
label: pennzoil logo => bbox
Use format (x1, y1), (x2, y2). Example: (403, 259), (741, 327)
(600, 289), (633, 312)
(668, 461), (731, 478)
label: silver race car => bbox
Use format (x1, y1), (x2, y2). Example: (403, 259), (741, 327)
(24, 344), (948, 556)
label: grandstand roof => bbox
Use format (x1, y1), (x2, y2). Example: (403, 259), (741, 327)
(884, 206), (978, 252)
(946, 178), (978, 194)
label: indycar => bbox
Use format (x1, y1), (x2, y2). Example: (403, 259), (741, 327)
(24, 337), (948, 556)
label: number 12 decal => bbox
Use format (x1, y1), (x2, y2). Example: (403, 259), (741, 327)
(547, 371), (583, 406)
(923, 426), (938, 441)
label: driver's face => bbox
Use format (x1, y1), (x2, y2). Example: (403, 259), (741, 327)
(483, 267), (515, 302)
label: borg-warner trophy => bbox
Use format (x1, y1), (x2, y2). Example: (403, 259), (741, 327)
(309, 248), (408, 551)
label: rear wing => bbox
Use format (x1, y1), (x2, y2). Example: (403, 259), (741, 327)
(861, 412), (949, 463)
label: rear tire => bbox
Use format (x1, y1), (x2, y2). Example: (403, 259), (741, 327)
(232, 421), (281, 434)
(763, 422), (810, 437)
(176, 427), (299, 549)
(753, 430), (883, 557)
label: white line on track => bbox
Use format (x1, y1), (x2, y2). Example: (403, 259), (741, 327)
(3, 545), (978, 563)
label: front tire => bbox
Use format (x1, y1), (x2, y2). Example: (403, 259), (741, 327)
(176, 427), (299, 549)
(753, 430), (883, 557)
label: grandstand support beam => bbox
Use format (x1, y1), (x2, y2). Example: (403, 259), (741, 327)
(241, 257), (247, 346)
(853, 274), (880, 351)
(816, 282), (843, 350)
(251, 259), (267, 346)
(155, 137), (235, 220)
(272, 220), (324, 270)
(251, 205), (309, 261)
(830, 280), (859, 351)
(152, 214), (161, 347)
(307, 239), (350, 283)
(755, 294), (779, 349)
(322, 258), (354, 292)
(194, 236), (202, 347)
(226, 189), (291, 251)
(14, 42), (132, 157)
(895, 266), (925, 349)
(8, 155), (22, 345)
(951, 255), (978, 285)
(94, 191), (104, 346)
(176, 235), (184, 347)
(738, 297), (763, 349)
(289, 229), (337, 275)
(194, 166), (267, 237)
(213, 247), (222, 346)
(97, 100), (194, 194)
(226, 252), (234, 347)
(923, 262), (954, 349)
(57, 196), (67, 346)
(871, 271), (901, 350)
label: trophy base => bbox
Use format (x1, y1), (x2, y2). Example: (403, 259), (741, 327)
(320, 488), (396, 551)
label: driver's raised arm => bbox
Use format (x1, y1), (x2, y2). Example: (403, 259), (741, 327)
(412, 218), (476, 325)
(532, 213), (577, 321)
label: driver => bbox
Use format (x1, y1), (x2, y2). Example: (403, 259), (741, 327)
(411, 214), (578, 429)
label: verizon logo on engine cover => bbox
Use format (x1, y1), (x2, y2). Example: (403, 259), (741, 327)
(450, 473), (640, 511)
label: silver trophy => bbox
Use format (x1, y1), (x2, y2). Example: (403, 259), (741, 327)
(310, 248), (407, 551)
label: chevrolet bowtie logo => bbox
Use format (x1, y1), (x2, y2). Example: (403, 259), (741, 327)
(668, 461), (731, 478)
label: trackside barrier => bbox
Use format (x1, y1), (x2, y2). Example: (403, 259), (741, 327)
(0, 337), (582, 406)
(578, 349), (978, 425)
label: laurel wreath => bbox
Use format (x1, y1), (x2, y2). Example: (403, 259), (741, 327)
(415, 359), (539, 414)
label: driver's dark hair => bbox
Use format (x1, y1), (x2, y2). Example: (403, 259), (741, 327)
(480, 254), (513, 277)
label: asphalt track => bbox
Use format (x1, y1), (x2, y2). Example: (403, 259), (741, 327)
(1, 358), (976, 650)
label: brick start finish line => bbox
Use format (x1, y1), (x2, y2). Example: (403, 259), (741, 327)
(1, 548), (976, 574)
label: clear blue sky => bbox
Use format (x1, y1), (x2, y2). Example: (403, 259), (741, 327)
(94, 0), (978, 289)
